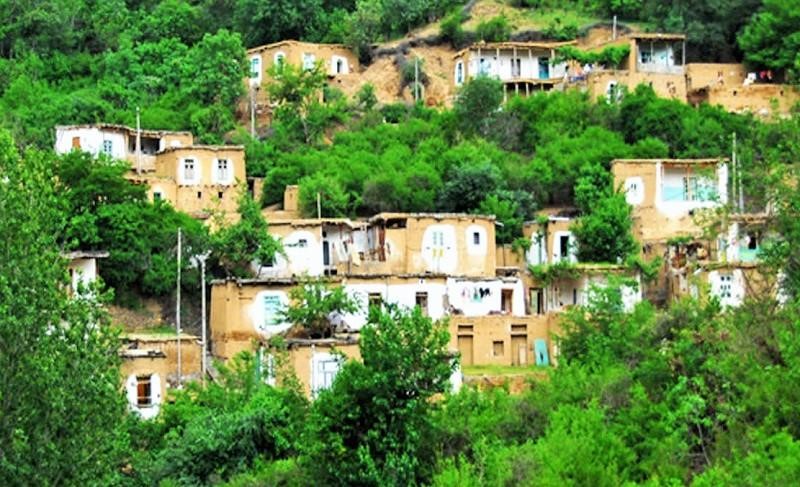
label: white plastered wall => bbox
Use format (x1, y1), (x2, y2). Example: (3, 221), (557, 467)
(467, 51), (567, 81)
(266, 230), (324, 277)
(654, 161), (728, 219)
(708, 269), (745, 307)
(68, 258), (98, 294)
(446, 277), (525, 316)
(421, 224), (457, 274)
(341, 281), (448, 329)
(54, 127), (127, 159)
(249, 289), (292, 336)
(125, 373), (162, 420)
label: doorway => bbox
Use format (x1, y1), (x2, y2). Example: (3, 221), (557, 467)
(538, 57), (550, 79)
(501, 289), (513, 313)
(458, 335), (474, 366)
(511, 335), (527, 365)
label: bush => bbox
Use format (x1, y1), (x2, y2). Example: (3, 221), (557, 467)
(440, 11), (467, 48)
(572, 192), (637, 263)
(476, 15), (512, 42)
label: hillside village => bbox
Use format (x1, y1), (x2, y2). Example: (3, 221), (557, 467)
(3, 0), (800, 485)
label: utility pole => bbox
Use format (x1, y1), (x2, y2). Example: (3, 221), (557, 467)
(250, 87), (256, 138)
(136, 107), (142, 174)
(317, 192), (322, 219)
(612, 15), (617, 40)
(416, 58), (420, 101)
(198, 253), (208, 383)
(176, 227), (182, 388)
(736, 133), (744, 212)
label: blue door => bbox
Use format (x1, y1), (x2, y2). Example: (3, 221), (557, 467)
(534, 339), (549, 366)
(538, 58), (550, 79)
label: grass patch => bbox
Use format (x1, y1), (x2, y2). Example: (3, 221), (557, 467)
(463, 364), (550, 377)
(137, 324), (178, 335)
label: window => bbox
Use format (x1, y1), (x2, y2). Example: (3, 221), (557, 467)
(479, 58), (488, 75)
(153, 192), (162, 201)
(71, 136), (81, 149)
(297, 238), (308, 248)
(183, 159), (196, 182)
(312, 353), (341, 396)
(719, 274), (732, 299)
(368, 293), (382, 309)
(473, 232), (480, 245)
(263, 294), (282, 327)
(493, 341), (505, 357)
(606, 81), (620, 102)
(747, 233), (759, 250)
(625, 177), (644, 205)
(303, 53), (315, 70)
(102, 140), (113, 155)
(559, 235), (570, 260)
(455, 61), (464, 84)
(640, 50), (653, 64)
(136, 375), (152, 407)
(415, 292), (428, 316)
(216, 159), (229, 183)
(197, 191), (202, 199)
(501, 289), (513, 313)
(274, 52), (286, 66)
(250, 57), (261, 78)
(572, 288), (577, 305)
(511, 58), (521, 77)
(218, 191), (223, 199)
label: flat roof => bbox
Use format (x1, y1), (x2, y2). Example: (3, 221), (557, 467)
(247, 39), (350, 54)
(119, 349), (166, 359)
(369, 212), (496, 223)
(123, 332), (199, 341)
(159, 144), (244, 153)
(629, 32), (686, 41)
(211, 272), (518, 286)
(55, 123), (192, 137)
(63, 250), (110, 259)
(454, 40), (577, 58)
(611, 158), (724, 166)
(267, 218), (357, 228)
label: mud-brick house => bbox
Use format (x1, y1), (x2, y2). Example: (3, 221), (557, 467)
(579, 33), (688, 102)
(612, 158), (732, 302)
(520, 212), (642, 314)
(55, 124), (251, 224)
(686, 63), (800, 117)
(612, 158), (727, 245)
(129, 144), (247, 222)
(245, 40), (360, 121)
(120, 333), (202, 419)
(452, 41), (575, 98)
(54, 123), (193, 173)
(675, 213), (779, 307)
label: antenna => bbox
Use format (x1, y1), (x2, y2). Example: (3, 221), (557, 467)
(136, 107), (142, 174)
(176, 227), (182, 388)
(613, 15), (617, 40)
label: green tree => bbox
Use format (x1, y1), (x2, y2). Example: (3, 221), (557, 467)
(305, 306), (454, 485)
(298, 172), (352, 217)
(475, 15), (512, 42)
(572, 192), (637, 263)
(0, 130), (126, 485)
(453, 75), (503, 137)
(437, 160), (501, 213)
(739, 0), (800, 81)
(278, 279), (360, 338)
(211, 188), (283, 278)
